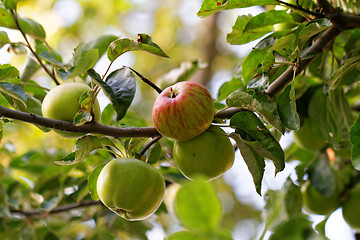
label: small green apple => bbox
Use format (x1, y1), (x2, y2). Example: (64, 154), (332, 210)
(42, 82), (100, 138)
(173, 126), (235, 180)
(302, 180), (342, 215)
(294, 118), (327, 152)
(342, 183), (360, 229)
(97, 158), (166, 221)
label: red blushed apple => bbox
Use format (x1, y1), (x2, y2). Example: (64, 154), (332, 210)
(152, 81), (214, 141)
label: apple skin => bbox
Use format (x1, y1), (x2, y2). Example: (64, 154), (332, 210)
(173, 126), (235, 180)
(302, 180), (342, 216)
(42, 83), (101, 138)
(342, 183), (360, 229)
(152, 81), (214, 141)
(97, 158), (166, 221)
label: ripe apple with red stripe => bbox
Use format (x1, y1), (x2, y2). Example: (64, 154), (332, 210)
(152, 81), (214, 141)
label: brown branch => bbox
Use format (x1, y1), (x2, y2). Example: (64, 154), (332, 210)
(0, 106), (160, 138)
(10, 200), (102, 217)
(10, 10), (60, 86)
(265, 23), (342, 98)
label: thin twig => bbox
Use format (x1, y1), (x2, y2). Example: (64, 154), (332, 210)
(139, 136), (162, 158)
(127, 67), (163, 94)
(10, 200), (102, 217)
(10, 10), (60, 86)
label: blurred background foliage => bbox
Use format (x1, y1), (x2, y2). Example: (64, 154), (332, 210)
(0, 0), (266, 239)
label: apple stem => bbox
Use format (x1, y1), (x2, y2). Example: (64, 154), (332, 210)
(127, 67), (163, 94)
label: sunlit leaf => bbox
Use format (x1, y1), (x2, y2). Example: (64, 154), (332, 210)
(277, 84), (300, 130)
(146, 141), (161, 164)
(74, 34), (118, 65)
(350, 113), (360, 170)
(329, 55), (360, 91)
(107, 34), (169, 62)
(18, 17), (46, 39)
(227, 15), (269, 45)
(197, 0), (277, 17)
(174, 179), (222, 232)
(68, 49), (99, 79)
(4, 0), (18, 10)
(87, 163), (106, 201)
(0, 6), (16, 28)
(0, 64), (19, 80)
(299, 19), (331, 46)
(230, 132), (265, 195)
(217, 77), (245, 101)
(89, 67), (136, 121)
(168, 231), (203, 240)
(226, 89), (285, 133)
(244, 10), (294, 33)
(230, 111), (285, 174)
(0, 31), (10, 49)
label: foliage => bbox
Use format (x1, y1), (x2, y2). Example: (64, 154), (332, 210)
(0, 0), (360, 239)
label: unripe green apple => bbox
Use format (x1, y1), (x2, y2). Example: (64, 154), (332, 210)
(342, 183), (360, 229)
(42, 83), (100, 138)
(302, 180), (342, 215)
(294, 118), (327, 152)
(152, 81), (214, 141)
(97, 158), (166, 221)
(173, 126), (235, 180)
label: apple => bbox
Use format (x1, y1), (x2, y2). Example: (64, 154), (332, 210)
(42, 82), (101, 138)
(294, 118), (327, 152)
(342, 183), (360, 229)
(173, 126), (235, 180)
(96, 158), (166, 221)
(152, 81), (214, 141)
(302, 180), (342, 216)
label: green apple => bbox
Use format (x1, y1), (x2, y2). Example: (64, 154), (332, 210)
(152, 81), (214, 141)
(42, 82), (101, 138)
(294, 118), (327, 152)
(342, 183), (360, 229)
(302, 180), (342, 215)
(173, 126), (235, 180)
(97, 158), (166, 221)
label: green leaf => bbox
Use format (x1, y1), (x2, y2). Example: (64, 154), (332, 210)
(269, 216), (316, 240)
(158, 60), (207, 89)
(68, 49), (99, 79)
(18, 17), (46, 39)
(277, 84), (300, 130)
(174, 179), (222, 233)
(329, 55), (360, 91)
(0, 64), (19, 80)
(226, 89), (285, 133)
(87, 163), (106, 201)
(89, 67), (136, 121)
(168, 231), (204, 240)
(146, 141), (161, 164)
(227, 15), (269, 45)
(217, 76), (244, 101)
(4, 0), (17, 10)
(350, 113), (360, 170)
(230, 132), (265, 195)
(230, 111), (285, 174)
(73, 34), (118, 65)
(0, 82), (27, 107)
(284, 178), (302, 217)
(242, 49), (267, 84)
(308, 154), (336, 196)
(197, 0), (278, 18)
(299, 19), (331, 46)
(39, 51), (64, 68)
(244, 10), (294, 33)
(0, 6), (16, 28)
(55, 135), (124, 165)
(0, 31), (10, 49)
(73, 90), (97, 126)
(107, 34), (169, 62)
